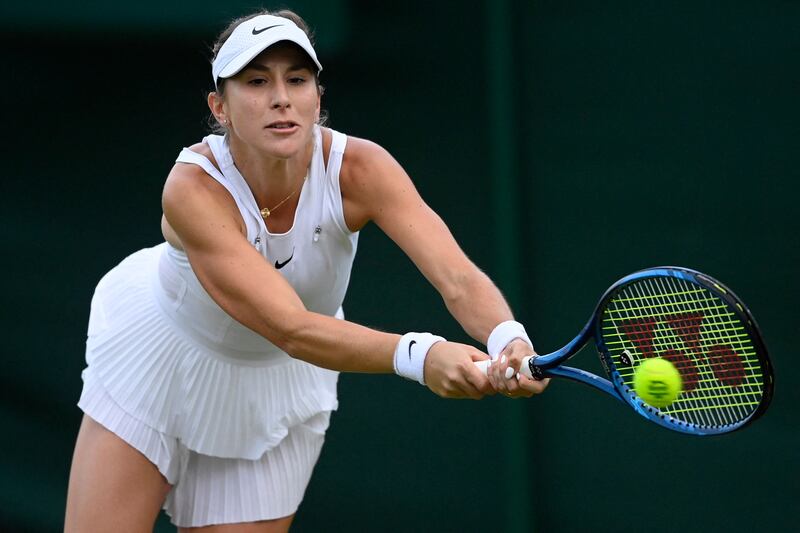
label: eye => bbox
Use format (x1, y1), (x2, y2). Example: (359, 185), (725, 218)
(248, 78), (267, 86)
(288, 76), (307, 85)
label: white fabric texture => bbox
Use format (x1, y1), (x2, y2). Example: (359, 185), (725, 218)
(81, 125), (356, 463)
(212, 14), (322, 85)
(393, 332), (446, 385)
(486, 320), (533, 359)
(79, 377), (328, 526)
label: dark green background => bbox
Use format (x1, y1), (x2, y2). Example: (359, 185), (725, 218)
(2, 1), (797, 531)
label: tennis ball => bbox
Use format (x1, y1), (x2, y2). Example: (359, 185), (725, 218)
(633, 358), (682, 408)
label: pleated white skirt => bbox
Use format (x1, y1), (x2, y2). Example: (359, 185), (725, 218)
(78, 244), (339, 525)
(84, 244), (339, 460)
(80, 376), (329, 526)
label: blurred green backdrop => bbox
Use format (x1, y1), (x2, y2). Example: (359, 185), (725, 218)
(2, 1), (797, 531)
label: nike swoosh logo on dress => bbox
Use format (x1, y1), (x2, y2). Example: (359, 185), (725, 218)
(275, 251), (294, 269)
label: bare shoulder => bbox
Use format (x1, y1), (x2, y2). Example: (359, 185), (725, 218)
(164, 140), (228, 203)
(164, 162), (217, 208)
(334, 133), (415, 230)
(338, 135), (405, 200)
(186, 141), (218, 167)
(340, 135), (394, 177)
(162, 144), (244, 237)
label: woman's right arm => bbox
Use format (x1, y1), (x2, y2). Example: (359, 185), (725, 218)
(162, 163), (492, 398)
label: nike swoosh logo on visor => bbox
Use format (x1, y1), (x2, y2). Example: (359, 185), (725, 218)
(252, 24), (282, 35)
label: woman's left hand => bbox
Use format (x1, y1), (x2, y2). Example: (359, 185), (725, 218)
(487, 338), (550, 398)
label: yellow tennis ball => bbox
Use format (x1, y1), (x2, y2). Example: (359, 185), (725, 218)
(633, 358), (682, 408)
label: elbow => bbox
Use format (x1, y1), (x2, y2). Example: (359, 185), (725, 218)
(271, 309), (314, 357)
(441, 276), (468, 307)
(440, 268), (486, 306)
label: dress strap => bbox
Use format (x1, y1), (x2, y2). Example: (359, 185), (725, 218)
(323, 129), (351, 235)
(329, 129), (348, 157)
(176, 148), (226, 183)
(175, 145), (261, 243)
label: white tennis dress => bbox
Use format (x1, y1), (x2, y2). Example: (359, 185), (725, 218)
(78, 125), (358, 526)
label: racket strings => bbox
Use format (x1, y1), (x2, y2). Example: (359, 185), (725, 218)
(656, 278), (759, 426)
(601, 276), (765, 429)
(672, 279), (761, 417)
(636, 279), (727, 428)
(649, 278), (758, 427)
(612, 280), (725, 429)
(641, 277), (758, 428)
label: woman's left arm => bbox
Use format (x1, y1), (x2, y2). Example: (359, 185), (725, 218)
(339, 136), (547, 396)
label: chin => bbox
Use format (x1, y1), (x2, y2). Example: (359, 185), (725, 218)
(261, 130), (311, 159)
(263, 143), (302, 160)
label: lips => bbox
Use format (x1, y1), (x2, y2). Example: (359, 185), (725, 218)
(266, 120), (299, 130)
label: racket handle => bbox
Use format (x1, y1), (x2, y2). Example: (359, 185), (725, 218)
(474, 356), (534, 380)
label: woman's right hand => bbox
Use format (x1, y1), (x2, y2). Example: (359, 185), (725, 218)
(423, 342), (495, 399)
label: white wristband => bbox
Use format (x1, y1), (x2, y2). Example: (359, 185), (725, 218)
(487, 320), (533, 359)
(393, 332), (446, 385)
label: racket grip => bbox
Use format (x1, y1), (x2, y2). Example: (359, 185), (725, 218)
(474, 356), (534, 380)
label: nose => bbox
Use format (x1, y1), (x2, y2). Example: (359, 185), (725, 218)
(271, 80), (290, 110)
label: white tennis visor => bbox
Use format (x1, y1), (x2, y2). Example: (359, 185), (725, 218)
(211, 14), (322, 88)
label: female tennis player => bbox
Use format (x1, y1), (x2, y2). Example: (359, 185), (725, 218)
(65, 9), (547, 532)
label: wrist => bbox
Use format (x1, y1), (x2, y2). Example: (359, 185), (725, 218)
(393, 332), (446, 385)
(487, 320), (533, 359)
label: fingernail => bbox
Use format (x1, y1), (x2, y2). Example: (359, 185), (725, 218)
(500, 355), (507, 364)
(505, 368), (515, 379)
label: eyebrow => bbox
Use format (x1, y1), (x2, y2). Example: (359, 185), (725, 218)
(243, 63), (312, 73)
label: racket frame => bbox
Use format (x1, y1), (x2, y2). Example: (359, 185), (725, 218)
(524, 266), (773, 435)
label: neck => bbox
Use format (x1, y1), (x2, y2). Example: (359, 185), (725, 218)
(227, 132), (314, 206)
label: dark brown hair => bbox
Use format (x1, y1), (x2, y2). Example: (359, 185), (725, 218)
(207, 9), (327, 134)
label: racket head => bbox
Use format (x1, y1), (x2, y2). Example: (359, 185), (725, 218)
(593, 267), (773, 435)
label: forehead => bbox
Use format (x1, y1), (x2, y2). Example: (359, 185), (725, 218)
(245, 41), (317, 71)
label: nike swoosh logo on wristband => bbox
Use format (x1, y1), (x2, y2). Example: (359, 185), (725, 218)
(408, 340), (417, 360)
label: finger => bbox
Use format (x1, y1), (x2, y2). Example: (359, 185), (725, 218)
(490, 357), (501, 388)
(508, 380), (535, 398)
(483, 359), (499, 390)
(491, 356), (507, 390)
(494, 355), (520, 397)
(498, 355), (514, 393)
(504, 349), (529, 377)
(505, 374), (544, 398)
(504, 364), (515, 380)
(503, 341), (536, 368)
(517, 375), (550, 394)
(464, 362), (493, 396)
(475, 359), (499, 389)
(443, 380), (481, 400)
(504, 371), (525, 397)
(469, 351), (491, 363)
(461, 379), (486, 400)
(506, 355), (524, 379)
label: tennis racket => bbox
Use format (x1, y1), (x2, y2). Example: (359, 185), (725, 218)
(476, 266), (773, 435)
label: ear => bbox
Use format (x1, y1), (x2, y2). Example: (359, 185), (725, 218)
(315, 91), (322, 123)
(208, 91), (227, 126)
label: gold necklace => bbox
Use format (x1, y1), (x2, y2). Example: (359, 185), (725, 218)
(259, 173), (308, 219)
